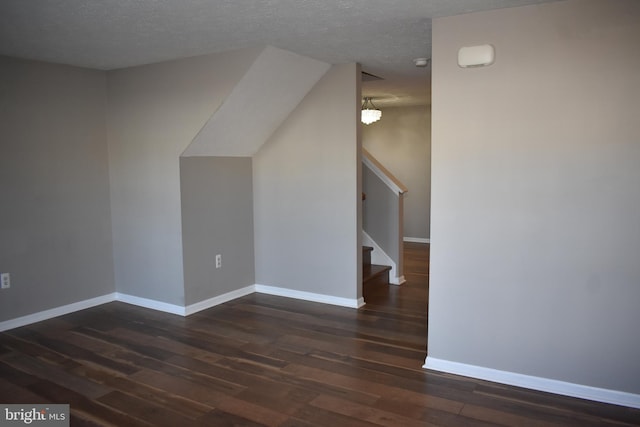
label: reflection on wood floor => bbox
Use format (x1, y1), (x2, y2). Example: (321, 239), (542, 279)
(1, 242), (638, 426)
(364, 242), (430, 317)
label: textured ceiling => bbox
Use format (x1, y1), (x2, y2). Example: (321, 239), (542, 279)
(0, 0), (560, 106)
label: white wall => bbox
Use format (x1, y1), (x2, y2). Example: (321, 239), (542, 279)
(106, 48), (260, 305)
(363, 106), (431, 240)
(253, 63), (362, 302)
(428, 0), (640, 401)
(0, 56), (114, 321)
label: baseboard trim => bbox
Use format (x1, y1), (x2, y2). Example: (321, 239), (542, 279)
(184, 285), (256, 316)
(423, 357), (640, 409)
(255, 284), (363, 309)
(390, 275), (406, 285)
(404, 237), (430, 244)
(0, 293), (117, 332)
(115, 293), (185, 316)
(0, 285), (364, 332)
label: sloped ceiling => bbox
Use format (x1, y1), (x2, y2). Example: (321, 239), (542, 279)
(182, 46), (330, 157)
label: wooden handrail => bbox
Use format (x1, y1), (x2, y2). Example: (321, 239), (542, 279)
(362, 148), (408, 195)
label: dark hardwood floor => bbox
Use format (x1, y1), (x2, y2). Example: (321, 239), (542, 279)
(1, 242), (639, 426)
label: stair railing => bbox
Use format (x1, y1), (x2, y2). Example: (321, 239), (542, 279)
(362, 148), (408, 285)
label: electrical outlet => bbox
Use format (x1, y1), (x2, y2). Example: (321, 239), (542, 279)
(1, 273), (10, 289)
(215, 254), (222, 269)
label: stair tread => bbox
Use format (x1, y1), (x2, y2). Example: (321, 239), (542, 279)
(363, 264), (391, 282)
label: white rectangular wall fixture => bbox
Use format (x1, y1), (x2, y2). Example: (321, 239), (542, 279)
(458, 44), (495, 68)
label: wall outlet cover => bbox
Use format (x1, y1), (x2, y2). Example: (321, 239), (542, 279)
(1, 273), (10, 289)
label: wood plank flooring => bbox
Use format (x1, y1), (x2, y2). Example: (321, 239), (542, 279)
(1, 243), (639, 426)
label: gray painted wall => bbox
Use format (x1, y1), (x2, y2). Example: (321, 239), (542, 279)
(362, 166), (401, 268)
(363, 105), (431, 240)
(1, 47), (356, 324)
(106, 48), (261, 305)
(429, 0), (640, 394)
(0, 56), (114, 321)
(180, 157), (255, 305)
(253, 63), (361, 300)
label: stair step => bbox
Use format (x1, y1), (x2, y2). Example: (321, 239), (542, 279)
(362, 246), (373, 267)
(363, 264), (391, 287)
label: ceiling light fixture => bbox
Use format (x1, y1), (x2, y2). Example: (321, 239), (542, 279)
(361, 97), (382, 125)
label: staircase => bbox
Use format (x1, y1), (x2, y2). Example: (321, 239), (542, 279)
(362, 246), (391, 288)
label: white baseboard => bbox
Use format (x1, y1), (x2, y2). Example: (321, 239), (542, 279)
(115, 286), (258, 317)
(423, 357), (640, 409)
(184, 285), (255, 315)
(115, 292), (186, 315)
(390, 275), (406, 285)
(0, 285), (364, 332)
(404, 237), (430, 244)
(0, 293), (117, 332)
(255, 284), (364, 308)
